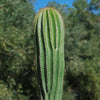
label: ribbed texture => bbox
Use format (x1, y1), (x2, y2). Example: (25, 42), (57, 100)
(34, 8), (65, 100)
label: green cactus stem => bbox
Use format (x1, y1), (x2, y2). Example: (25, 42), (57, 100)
(34, 7), (65, 100)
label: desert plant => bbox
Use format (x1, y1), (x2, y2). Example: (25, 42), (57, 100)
(34, 7), (65, 100)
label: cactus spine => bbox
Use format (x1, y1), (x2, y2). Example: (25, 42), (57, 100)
(34, 8), (65, 100)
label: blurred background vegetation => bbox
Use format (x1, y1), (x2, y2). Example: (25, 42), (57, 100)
(0, 0), (100, 100)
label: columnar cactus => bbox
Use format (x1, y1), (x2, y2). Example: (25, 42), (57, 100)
(34, 7), (65, 100)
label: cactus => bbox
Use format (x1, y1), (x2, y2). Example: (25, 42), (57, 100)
(34, 7), (65, 100)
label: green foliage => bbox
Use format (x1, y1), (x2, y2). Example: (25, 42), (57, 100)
(0, 80), (13, 100)
(63, 92), (76, 100)
(0, 0), (39, 100)
(34, 8), (65, 100)
(0, 80), (29, 100)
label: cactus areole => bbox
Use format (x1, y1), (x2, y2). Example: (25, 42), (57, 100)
(34, 7), (65, 100)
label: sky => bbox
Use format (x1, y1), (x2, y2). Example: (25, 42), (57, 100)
(34, 0), (75, 12)
(33, 0), (99, 14)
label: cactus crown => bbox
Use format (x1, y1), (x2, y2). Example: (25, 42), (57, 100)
(34, 7), (65, 100)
